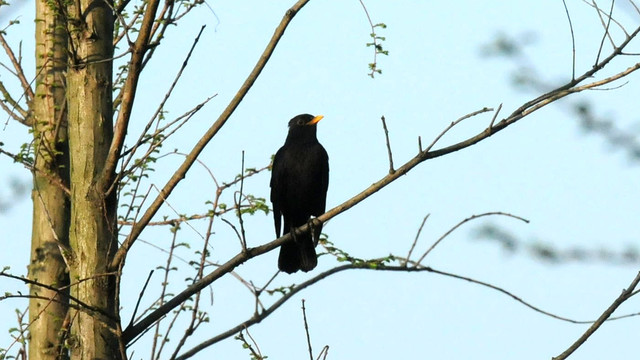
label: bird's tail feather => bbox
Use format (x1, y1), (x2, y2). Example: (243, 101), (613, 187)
(278, 233), (317, 273)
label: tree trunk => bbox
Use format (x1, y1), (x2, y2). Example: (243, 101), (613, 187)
(28, 1), (70, 359)
(65, 1), (121, 359)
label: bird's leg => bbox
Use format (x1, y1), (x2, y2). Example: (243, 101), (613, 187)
(307, 217), (318, 246)
(290, 225), (299, 243)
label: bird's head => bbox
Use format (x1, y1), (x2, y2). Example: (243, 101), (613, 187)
(288, 114), (324, 128)
(285, 114), (324, 144)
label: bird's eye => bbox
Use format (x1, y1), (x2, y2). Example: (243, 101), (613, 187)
(297, 119), (305, 125)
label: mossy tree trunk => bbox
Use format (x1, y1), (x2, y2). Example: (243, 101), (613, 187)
(28, 1), (70, 359)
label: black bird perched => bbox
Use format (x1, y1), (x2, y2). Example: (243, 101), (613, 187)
(270, 114), (329, 273)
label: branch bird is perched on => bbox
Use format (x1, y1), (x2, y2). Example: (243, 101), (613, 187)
(270, 114), (329, 273)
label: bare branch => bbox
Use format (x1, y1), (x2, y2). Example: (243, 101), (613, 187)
(562, 0), (577, 80)
(581, 0), (630, 37)
(415, 212), (529, 265)
(380, 115), (394, 173)
(110, 0), (315, 272)
(237, 151), (248, 249)
(0, 147), (70, 195)
(317, 346), (330, 360)
(0, 32), (34, 102)
(404, 213), (429, 265)
(552, 271), (640, 360)
(173, 258), (637, 359)
(235, 330), (264, 360)
(0, 272), (113, 318)
(424, 107), (492, 153)
(115, 95), (216, 196)
(302, 300), (314, 360)
(127, 270), (154, 329)
(149, 227), (180, 359)
(122, 32), (640, 341)
(102, 0), (162, 189)
(593, 0), (617, 65)
(488, 103), (502, 129)
(0, 80), (28, 122)
(115, 26), (209, 176)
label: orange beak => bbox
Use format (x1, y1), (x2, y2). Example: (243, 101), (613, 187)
(307, 115), (324, 125)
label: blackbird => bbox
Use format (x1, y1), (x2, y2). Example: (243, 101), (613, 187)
(270, 114), (329, 273)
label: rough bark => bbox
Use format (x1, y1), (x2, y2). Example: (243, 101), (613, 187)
(65, 1), (121, 359)
(28, 1), (70, 359)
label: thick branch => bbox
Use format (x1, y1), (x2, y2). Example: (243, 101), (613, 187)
(110, 0), (314, 272)
(121, 32), (640, 342)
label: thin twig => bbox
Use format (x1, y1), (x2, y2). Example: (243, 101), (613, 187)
(244, 327), (264, 359)
(424, 107), (493, 153)
(236, 330), (263, 359)
(0, 272), (112, 318)
(404, 213), (429, 266)
(380, 116), (395, 173)
(150, 184), (205, 240)
(0, 80), (28, 120)
(150, 227), (179, 359)
(128, 270), (154, 328)
(114, 26), (209, 190)
(562, 0), (576, 80)
(0, 32), (34, 102)
(237, 151), (248, 249)
(415, 212), (529, 265)
(316, 346), (330, 360)
(0, 147), (70, 195)
(488, 103), (502, 129)
(580, 0), (630, 37)
(593, 0), (616, 66)
(302, 299), (314, 360)
(358, 0), (386, 77)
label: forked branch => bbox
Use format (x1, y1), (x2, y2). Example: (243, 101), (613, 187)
(122, 24), (640, 342)
(110, 0), (314, 272)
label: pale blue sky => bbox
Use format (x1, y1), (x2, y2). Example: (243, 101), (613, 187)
(1, 1), (639, 359)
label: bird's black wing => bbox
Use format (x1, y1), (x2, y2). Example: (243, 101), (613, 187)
(270, 147), (286, 237)
(307, 143), (329, 216)
(319, 145), (329, 213)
